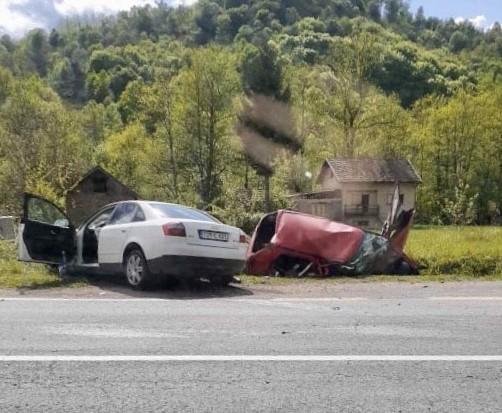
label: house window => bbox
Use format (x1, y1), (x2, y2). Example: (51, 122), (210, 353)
(361, 194), (370, 213)
(386, 193), (405, 206)
(312, 203), (328, 218)
(92, 177), (107, 193)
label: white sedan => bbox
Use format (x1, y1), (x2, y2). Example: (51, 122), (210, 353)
(18, 194), (248, 288)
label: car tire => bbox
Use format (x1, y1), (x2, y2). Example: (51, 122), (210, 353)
(124, 248), (151, 289)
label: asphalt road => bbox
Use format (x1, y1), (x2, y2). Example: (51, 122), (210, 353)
(1, 282), (502, 412)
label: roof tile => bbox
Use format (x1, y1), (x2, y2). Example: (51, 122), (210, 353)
(326, 158), (421, 183)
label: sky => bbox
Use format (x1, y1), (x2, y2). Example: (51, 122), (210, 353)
(0, 0), (195, 37)
(409, 0), (502, 30)
(0, 0), (500, 38)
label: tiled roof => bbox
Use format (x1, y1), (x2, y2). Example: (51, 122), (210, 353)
(325, 158), (421, 183)
(67, 166), (139, 196)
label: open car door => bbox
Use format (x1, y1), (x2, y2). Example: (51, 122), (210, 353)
(18, 193), (76, 265)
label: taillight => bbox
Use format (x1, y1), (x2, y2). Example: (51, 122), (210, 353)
(239, 233), (249, 243)
(162, 223), (186, 237)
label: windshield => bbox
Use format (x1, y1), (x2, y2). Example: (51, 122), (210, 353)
(149, 203), (219, 223)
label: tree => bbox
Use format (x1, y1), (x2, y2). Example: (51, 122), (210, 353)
(415, 6), (426, 30)
(239, 41), (290, 101)
(49, 29), (61, 48)
(173, 47), (239, 207)
(409, 89), (499, 224)
(86, 71), (111, 103)
(317, 33), (385, 157)
(0, 67), (13, 105)
(101, 123), (158, 193)
(26, 29), (49, 77)
(367, 0), (382, 22)
(139, 79), (181, 200)
(48, 58), (77, 99)
(0, 77), (91, 211)
(0, 35), (15, 53)
(384, 0), (400, 24)
(449, 31), (468, 52)
(193, 0), (222, 44)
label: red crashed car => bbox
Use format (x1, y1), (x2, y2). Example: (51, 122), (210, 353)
(246, 205), (417, 277)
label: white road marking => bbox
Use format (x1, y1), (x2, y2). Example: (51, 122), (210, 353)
(1, 355), (502, 362)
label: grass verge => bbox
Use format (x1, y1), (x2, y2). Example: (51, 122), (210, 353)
(240, 273), (502, 287)
(406, 226), (502, 277)
(0, 241), (88, 289)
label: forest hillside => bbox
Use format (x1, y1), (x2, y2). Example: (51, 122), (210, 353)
(0, 0), (501, 228)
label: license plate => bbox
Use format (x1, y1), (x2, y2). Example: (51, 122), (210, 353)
(198, 230), (229, 242)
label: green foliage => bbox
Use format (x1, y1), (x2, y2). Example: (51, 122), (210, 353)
(449, 31), (468, 53)
(0, 0), (501, 227)
(240, 42), (290, 101)
(173, 47), (240, 207)
(48, 58), (77, 99)
(25, 29), (49, 77)
(443, 184), (479, 225)
(0, 67), (13, 104)
(0, 76), (92, 213)
(101, 122), (160, 194)
(410, 86), (502, 224)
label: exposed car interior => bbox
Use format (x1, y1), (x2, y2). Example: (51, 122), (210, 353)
(82, 207), (115, 263)
(82, 203), (146, 263)
(251, 212), (277, 252)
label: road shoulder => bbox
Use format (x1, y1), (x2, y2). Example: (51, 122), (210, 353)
(1, 279), (502, 300)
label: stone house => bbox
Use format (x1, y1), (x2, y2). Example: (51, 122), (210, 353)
(66, 166), (138, 226)
(291, 158), (421, 228)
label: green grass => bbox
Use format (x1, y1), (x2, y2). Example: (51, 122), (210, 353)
(0, 241), (87, 289)
(405, 226), (502, 277)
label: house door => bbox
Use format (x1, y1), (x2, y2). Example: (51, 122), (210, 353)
(361, 194), (370, 213)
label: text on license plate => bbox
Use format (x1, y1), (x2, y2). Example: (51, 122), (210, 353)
(198, 230), (229, 242)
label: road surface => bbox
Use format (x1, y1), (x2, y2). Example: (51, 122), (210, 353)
(1, 281), (502, 412)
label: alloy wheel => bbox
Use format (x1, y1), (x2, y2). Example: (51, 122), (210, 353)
(126, 253), (144, 286)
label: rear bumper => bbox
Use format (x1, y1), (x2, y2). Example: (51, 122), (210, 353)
(148, 255), (245, 278)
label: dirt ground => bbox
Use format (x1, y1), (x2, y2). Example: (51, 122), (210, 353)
(1, 277), (502, 300)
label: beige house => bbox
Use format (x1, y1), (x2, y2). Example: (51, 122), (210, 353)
(292, 158), (421, 228)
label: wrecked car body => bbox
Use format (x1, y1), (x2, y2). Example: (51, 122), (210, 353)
(246, 189), (417, 276)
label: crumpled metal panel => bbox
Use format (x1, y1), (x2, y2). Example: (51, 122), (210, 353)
(246, 208), (418, 276)
(272, 210), (364, 264)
